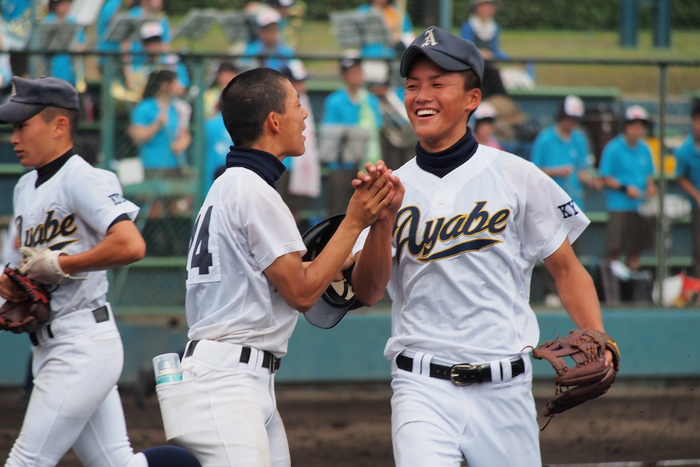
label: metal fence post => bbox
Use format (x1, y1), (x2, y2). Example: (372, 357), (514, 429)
(655, 61), (668, 305)
(100, 54), (117, 170)
(439, 0), (453, 31)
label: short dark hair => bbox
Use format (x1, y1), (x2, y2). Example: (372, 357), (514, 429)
(221, 68), (289, 147)
(40, 106), (79, 139)
(142, 69), (177, 99)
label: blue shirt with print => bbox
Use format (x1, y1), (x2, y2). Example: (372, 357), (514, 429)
(531, 125), (590, 209)
(599, 134), (655, 212)
(97, 0), (122, 54)
(131, 98), (181, 169)
(675, 134), (700, 209)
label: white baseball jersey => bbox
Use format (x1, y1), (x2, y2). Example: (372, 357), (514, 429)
(355, 145), (589, 364)
(185, 167), (306, 357)
(6, 154), (150, 467)
(13, 155), (139, 318)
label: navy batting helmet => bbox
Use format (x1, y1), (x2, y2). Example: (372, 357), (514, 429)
(301, 214), (363, 329)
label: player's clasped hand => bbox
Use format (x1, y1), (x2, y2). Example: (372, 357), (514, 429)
(353, 160), (405, 224)
(345, 162), (398, 230)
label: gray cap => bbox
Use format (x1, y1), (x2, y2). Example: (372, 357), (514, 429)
(400, 27), (484, 82)
(0, 76), (79, 124)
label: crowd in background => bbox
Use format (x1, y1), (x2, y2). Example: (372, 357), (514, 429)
(2, 0), (700, 305)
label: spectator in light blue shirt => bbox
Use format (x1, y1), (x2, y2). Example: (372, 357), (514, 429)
(675, 103), (700, 277)
(43, 0), (86, 86)
(599, 105), (657, 271)
(531, 95), (602, 211)
(97, 0), (123, 56)
(129, 69), (191, 172)
(321, 57), (383, 215)
(240, 9), (294, 72)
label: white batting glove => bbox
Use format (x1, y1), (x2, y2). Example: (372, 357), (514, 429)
(18, 247), (85, 284)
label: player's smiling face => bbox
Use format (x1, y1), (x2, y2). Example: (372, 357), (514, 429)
(277, 78), (308, 158)
(11, 112), (57, 169)
(404, 56), (481, 153)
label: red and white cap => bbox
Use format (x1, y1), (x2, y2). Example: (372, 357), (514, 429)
(257, 8), (282, 28)
(625, 105), (650, 122)
(473, 102), (497, 121)
(562, 95), (585, 118)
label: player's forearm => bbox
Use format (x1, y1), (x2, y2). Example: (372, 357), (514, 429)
(555, 264), (605, 332)
(352, 220), (393, 306)
(58, 222), (145, 274)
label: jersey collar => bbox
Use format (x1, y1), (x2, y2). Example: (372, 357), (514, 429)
(35, 148), (75, 188)
(415, 129), (479, 178)
(225, 146), (286, 189)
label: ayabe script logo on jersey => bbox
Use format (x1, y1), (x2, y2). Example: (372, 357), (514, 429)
(394, 201), (509, 262)
(15, 210), (79, 251)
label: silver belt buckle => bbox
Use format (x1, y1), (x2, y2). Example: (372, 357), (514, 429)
(450, 363), (477, 386)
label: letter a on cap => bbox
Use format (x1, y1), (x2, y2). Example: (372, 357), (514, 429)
(421, 28), (438, 47)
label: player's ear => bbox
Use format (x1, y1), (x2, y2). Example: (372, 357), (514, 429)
(52, 115), (70, 139)
(465, 87), (482, 114)
(264, 111), (282, 135)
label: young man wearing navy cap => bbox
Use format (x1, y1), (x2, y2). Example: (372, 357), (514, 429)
(0, 76), (200, 467)
(351, 27), (612, 466)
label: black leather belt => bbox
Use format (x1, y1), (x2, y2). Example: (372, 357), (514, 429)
(29, 306), (110, 346)
(184, 340), (281, 373)
(396, 353), (525, 386)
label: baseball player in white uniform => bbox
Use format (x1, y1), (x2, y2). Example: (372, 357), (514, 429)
(155, 67), (398, 467)
(0, 77), (200, 467)
(351, 28), (612, 467)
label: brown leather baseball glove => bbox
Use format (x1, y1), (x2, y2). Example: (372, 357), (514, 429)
(532, 329), (621, 423)
(0, 267), (51, 334)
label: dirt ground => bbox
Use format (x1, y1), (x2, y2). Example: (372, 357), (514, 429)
(1, 382), (700, 466)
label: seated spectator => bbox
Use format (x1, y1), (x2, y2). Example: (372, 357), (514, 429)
(321, 56), (382, 215)
(42, 0), (86, 87)
(531, 95), (602, 306)
(124, 21), (190, 97)
(204, 62), (238, 119)
(278, 59), (321, 227)
(127, 0), (172, 65)
(240, 9), (294, 71)
(471, 101), (503, 150)
(599, 105), (657, 273)
(357, 0), (414, 59)
(674, 102), (700, 278)
(459, 0), (507, 98)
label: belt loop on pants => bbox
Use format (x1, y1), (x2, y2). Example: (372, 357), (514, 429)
(184, 340), (281, 373)
(396, 352), (525, 386)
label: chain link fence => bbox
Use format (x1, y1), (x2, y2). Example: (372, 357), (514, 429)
(1, 0), (699, 314)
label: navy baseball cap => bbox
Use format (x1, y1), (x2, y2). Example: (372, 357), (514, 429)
(400, 27), (484, 82)
(0, 76), (79, 124)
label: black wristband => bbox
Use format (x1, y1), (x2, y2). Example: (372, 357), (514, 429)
(617, 185), (628, 193)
